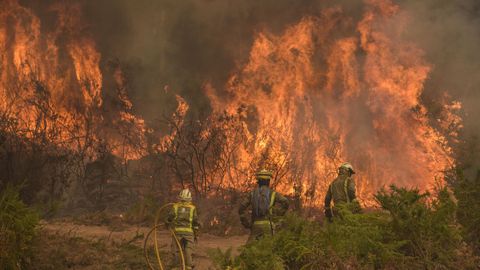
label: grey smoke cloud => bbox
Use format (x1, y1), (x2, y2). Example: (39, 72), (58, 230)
(396, 0), (480, 172)
(80, 0), (368, 120)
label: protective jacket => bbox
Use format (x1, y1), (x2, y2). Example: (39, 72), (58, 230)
(166, 201), (200, 235)
(324, 171), (360, 219)
(325, 173), (356, 206)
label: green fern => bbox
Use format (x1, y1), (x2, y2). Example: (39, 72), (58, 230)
(214, 185), (478, 270)
(0, 185), (39, 269)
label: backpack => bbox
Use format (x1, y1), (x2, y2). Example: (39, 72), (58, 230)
(252, 187), (275, 218)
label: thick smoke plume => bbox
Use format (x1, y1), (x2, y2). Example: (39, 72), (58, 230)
(22, 0), (479, 127)
(397, 0), (480, 177)
(76, 0), (480, 132)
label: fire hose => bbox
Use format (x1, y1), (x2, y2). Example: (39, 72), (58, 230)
(144, 203), (186, 270)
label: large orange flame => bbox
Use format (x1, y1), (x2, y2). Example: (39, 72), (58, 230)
(0, 0), (148, 161)
(206, 0), (458, 205)
(1, 0), (460, 206)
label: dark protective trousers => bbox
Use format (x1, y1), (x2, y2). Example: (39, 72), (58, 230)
(171, 233), (195, 269)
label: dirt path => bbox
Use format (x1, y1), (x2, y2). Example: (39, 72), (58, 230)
(40, 221), (247, 269)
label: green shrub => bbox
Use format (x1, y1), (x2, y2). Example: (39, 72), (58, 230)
(212, 185), (478, 270)
(0, 185), (39, 269)
(375, 186), (464, 268)
(448, 168), (480, 255)
(208, 248), (237, 270)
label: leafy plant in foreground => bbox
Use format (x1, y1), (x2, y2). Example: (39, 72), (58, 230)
(211, 185), (478, 269)
(0, 185), (39, 269)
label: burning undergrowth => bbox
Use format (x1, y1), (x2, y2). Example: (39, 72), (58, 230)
(204, 0), (461, 205)
(0, 0), (147, 160)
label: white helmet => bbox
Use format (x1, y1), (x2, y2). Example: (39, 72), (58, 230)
(179, 188), (192, 201)
(339, 162), (355, 174)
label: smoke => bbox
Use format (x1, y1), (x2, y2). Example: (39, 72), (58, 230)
(82, 0), (480, 124)
(78, 0), (368, 120)
(395, 0), (480, 174)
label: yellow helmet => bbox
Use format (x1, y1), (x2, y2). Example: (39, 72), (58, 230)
(339, 162), (355, 174)
(179, 188), (192, 201)
(256, 169), (273, 180)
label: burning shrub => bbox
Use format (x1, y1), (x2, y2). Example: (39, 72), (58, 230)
(211, 186), (478, 269)
(0, 185), (39, 269)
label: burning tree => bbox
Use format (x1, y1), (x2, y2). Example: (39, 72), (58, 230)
(161, 103), (248, 197)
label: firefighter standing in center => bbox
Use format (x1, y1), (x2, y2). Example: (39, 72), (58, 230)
(166, 188), (200, 270)
(324, 162), (361, 221)
(238, 169), (289, 243)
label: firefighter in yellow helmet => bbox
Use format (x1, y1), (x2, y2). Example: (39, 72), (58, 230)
(324, 162), (361, 221)
(238, 169), (289, 243)
(166, 188), (200, 270)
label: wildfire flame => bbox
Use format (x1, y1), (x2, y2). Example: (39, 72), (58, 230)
(0, 0), (148, 160)
(0, 0), (461, 207)
(206, 0), (458, 205)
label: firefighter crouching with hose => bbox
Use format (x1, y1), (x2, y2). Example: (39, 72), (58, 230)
(238, 169), (289, 243)
(165, 189), (200, 270)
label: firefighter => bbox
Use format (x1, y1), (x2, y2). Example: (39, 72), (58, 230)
(238, 169), (289, 243)
(324, 162), (361, 221)
(166, 188), (200, 270)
